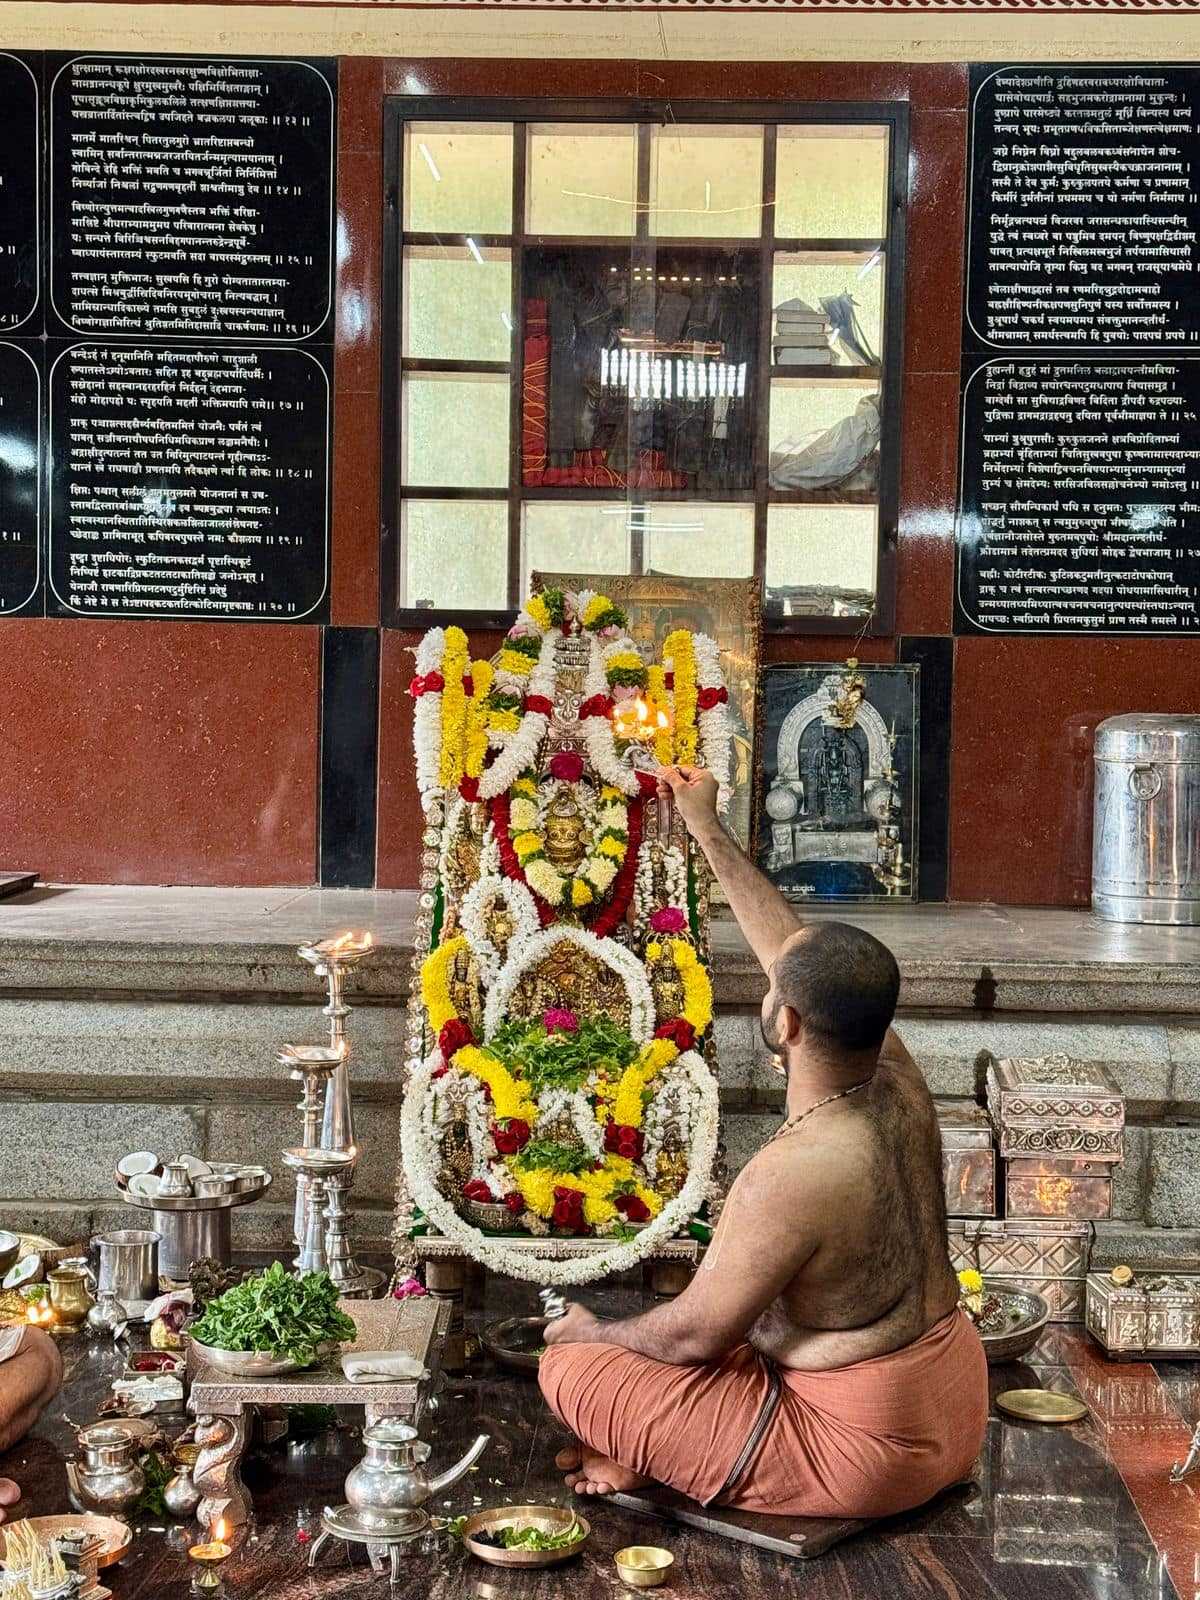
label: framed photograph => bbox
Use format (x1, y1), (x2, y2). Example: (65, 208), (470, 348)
(757, 661), (919, 903)
(534, 571), (762, 852)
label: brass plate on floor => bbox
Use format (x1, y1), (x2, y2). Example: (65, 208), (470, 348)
(997, 1388), (1088, 1424)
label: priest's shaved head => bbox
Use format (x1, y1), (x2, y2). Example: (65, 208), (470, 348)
(763, 922), (901, 1058)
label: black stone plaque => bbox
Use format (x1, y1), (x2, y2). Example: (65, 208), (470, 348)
(0, 53), (40, 333)
(966, 66), (1200, 352)
(0, 342), (41, 616)
(49, 54), (334, 340)
(48, 342), (330, 621)
(957, 357), (1200, 634)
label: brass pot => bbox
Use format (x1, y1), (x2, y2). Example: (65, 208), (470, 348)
(47, 1267), (92, 1327)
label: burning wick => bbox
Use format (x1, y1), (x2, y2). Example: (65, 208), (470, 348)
(611, 694), (672, 746)
(26, 1302), (54, 1327)
(189, 1519), (232, 1593)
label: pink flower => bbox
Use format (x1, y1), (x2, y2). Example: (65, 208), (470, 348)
(600, 623), (623, 639)
(612, 682), (640, 702)
(650, 907), (687, 934)
(392, 1276), (428, 1301)
(543, 1007), (579, 1034)
(549, 750), (585, 783)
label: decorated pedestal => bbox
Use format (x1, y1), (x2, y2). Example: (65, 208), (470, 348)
(393, 589), (730, 1342)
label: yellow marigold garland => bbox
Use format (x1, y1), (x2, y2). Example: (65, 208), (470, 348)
(420, 936), (538, 1125)
(664, 628), (698, 765)
(604, 940), (716, 1128)
(420, 936), (467, 1032)
(464, 659), (493, 781)
(438, 627), (470, 789)
(525, 593), (552, 629)
(646, 665), (674, 765)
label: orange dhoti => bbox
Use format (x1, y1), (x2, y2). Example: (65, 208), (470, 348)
(538, 1307), (987, 1518)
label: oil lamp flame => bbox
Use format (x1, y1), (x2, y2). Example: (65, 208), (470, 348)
(611, 694), (672, 747)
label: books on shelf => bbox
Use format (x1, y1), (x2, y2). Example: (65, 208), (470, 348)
(773, 297), (833, 363)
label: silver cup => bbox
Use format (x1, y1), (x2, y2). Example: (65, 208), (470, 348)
(94, 1230), (160, 1304)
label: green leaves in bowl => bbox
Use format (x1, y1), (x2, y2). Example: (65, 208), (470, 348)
(188, 1262), (356, 1367)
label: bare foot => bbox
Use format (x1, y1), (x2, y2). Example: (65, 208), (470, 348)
(0, 1478), (20, 1525)
(565, 1448), (651, 1497)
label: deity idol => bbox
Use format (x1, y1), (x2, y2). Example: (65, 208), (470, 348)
(394, 588), (732, 1286)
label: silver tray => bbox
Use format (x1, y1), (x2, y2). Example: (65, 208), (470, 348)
(976, 1289), (1051, 1364)
(187, 1336), (335, 1377)
(120, 1173), (271, 1212)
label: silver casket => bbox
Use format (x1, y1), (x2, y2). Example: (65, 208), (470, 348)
(936, 1099), (997, 1219)
(949, 1219), (1091, 1322)
(1093, 713), (1200, 925)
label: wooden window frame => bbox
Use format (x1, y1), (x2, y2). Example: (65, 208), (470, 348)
(381, 95), (909, 635)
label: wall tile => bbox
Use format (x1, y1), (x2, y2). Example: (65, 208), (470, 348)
(338, 56), (384, 154)
(950, 637), (1200, 906)
(335, 148), (382, 396)
(899, 634), (951, 902)
(905, 109), (967, 376)
(320, 627), (381, 888)
(897, 371), (957, 636)
(0, 620), (319, 886)
(331, 382), (381, 627)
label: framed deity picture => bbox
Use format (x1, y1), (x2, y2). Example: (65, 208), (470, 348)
(534, 570), (762, 853)
(756, 661), (919, 903)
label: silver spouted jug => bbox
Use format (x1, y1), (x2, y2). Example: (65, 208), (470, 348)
(344, 1419), (489, 1532)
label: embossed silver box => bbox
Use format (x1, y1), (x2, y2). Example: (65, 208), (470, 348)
(986, 1055), (1124, 1163)
(1085, 1270), (1200, 1358)
(948, 1219), (1091, 1323)
(937, 1100), (996, 1219)
(1004, 1158), (1112, 1222)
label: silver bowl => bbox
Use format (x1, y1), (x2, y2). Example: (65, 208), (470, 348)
(975, 1289), (1051, 1364)
(0, 1232), (20, 1278)
(187, 1337), (336, 1378)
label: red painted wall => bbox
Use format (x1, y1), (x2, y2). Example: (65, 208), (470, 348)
(4, 56), (1194, 901)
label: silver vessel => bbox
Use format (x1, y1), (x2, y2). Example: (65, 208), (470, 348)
(1093, 714), (1200, 925)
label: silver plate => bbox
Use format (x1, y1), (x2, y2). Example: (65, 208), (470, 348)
(120, 1174), (271, 1211)
(187, 1338), (335, 1378)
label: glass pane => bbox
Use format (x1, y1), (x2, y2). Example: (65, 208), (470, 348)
(642, 504), (754, 578)
(527, 124), (637, 237)
(522, 244), (758, 494)
(768, 378), (881, 498)
(404, 122), (513, 234)
(403, 373), (510, 489)
(403, 500), (508, 611)
(649, 125), (764, 239)
(766, 505), (877, 617)
(403, 247), (513, 362)
(773, 250), (884, 370)
(521, 502), (630, 591)
(774, 125), (889, 240)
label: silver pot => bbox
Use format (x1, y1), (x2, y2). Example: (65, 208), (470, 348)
(344, 1420), (489, 1531)
(94, 1229), (160, 1303)
(66, 1421), (145, 1516)
(163, 1460), (202, 1519)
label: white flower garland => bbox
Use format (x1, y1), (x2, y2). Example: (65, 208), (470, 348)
(482, 925), (656, 1045)
(581, 632), (644, 797)
(633, 838), (689, 939)
(413, 628), (446, 815)
(401, 1046), (719, 1285)
(460, 874), (540, 988)
(693, 632), (733, 814)
(478, 628), (561, 798)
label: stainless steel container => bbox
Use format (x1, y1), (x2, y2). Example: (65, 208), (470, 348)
(1093, 714), (1200, 924)
(94, 1229), (160, 1303)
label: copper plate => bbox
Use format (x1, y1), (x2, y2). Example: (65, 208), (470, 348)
(462, 1505), (590, 1568)
(996, 1388), (1088, 1424)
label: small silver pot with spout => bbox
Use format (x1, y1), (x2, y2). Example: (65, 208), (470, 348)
(344, 1420), (489, 1533)
(67, 1421), (146, 1516)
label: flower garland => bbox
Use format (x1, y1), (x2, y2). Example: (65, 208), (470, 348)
(461, 658), (493, 799)
(419, 936), (539, 1124)
(493, 788), (644, 937)
(401, 1043), (719, 1285)
(508, 767), (629, 913)
(477, 627), (560, 801)
(411, 627), (445, 814)
(663, 629), (698, 765)
(693, 632), (733, 813)
(459, 874), (540, 987)
(482, 924), (657, 1044)
(580, 630), (660, 801)
(645, 664), (674, 766)
(438, 627), (470, 791)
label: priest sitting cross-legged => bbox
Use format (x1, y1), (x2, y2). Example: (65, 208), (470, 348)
(540, 764), (987, 1519)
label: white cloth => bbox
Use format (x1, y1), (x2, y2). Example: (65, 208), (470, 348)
(340, 1351), (428, 1384)
(0, 1326), (29, 1363)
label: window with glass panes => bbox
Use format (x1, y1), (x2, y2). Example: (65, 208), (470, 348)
(382, 101), (907, 632)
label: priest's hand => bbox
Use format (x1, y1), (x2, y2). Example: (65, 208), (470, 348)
(659, 765), (720, 841)
(542, 1302), (601, 1347)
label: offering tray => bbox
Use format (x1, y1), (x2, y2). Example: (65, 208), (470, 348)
(121, 1175), (271, 1278)
(187, 1295), (450, 1528)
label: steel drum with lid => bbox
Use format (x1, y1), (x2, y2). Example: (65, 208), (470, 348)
(1093, 714), (1200, 924)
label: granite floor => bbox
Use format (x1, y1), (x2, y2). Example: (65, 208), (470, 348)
(2, 1271), (1196, 1600)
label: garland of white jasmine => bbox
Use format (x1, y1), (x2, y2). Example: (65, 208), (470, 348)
(400, 1043), (719, 1285)
(459, 875), (541, 988)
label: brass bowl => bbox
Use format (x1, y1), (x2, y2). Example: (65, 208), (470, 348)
(481, 1316), (548, 1377)
(462, 1504), (589, 1568)
(615, 1545), (675, 1588)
